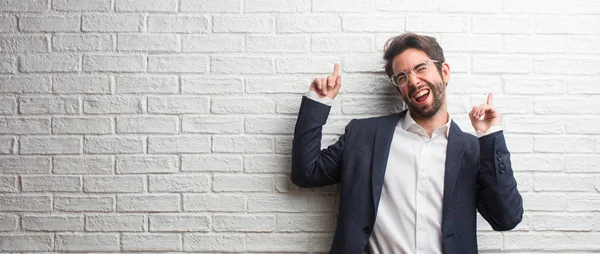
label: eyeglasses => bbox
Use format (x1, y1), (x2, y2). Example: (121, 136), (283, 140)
(390, 59), (440, 88)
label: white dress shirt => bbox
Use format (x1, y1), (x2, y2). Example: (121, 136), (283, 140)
(305, 91), (501, 253)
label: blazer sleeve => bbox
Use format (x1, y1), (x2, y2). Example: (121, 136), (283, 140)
(291, 96), (354, 188)
(475, 130), (524, 231)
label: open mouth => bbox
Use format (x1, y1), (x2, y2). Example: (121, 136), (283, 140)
(412, 89), (430, 104)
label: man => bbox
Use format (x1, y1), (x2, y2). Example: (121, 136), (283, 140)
(291, 33), (523, 253)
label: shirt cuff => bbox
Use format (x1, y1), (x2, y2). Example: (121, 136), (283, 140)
(476, 125), (503, 138)
(305, 90), (333, 107)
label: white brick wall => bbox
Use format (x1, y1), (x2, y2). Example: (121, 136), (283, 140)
(0, 0), (598, 252)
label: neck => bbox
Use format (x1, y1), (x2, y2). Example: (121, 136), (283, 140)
(409, 103), (449, 137)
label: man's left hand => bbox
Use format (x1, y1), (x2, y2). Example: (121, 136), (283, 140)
(469, 93), (501, 134)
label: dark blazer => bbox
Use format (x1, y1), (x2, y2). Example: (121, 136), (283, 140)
(291, 97), (523, 254)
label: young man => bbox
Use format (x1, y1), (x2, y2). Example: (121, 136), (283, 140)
(291, 33), (523, 253)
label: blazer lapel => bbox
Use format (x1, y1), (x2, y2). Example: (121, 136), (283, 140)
(442, 121), (466, 227)
(371, 110), (404, 214)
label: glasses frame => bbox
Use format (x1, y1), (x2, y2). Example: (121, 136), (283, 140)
(390, 59), (440, 88)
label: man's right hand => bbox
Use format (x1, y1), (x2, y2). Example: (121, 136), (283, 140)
(309, 63), (342, 99)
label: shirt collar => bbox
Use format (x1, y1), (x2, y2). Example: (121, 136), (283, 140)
(400, 110), (452, 138)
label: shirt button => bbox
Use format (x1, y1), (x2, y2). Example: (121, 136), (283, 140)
(363, 226), (372, 234)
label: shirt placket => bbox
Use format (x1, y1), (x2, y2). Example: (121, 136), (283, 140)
(415, 135), (430, 253)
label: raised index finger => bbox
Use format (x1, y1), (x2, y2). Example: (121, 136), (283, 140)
(486, 92), (494, 106)
(333, 63), (340, 76)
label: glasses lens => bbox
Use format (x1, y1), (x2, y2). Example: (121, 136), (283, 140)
(395, 73), (407, 87)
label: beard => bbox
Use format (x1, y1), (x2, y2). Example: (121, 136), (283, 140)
(401, 80), (446, 118)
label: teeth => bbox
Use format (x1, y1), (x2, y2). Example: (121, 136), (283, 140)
(414, 90), (429, 99)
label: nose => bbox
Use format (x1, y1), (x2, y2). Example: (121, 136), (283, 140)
(406, 72), (421, 87)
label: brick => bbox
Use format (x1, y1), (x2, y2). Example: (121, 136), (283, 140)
(505, 35), (567, 53)
(213, 16), (273, 33)
(246, 35), (308, 53)
(0, 194), (51, 212)
(181, 76), (242, 94)
(149, 214), (210, 232)
(53, 76), (111, 94)
(504, 77), (567, 94)
(117, 34), (179, 52)
(183, 234), (244, 252)
(19, 96), (79, 114)
(276, 56), (339, 74)
(504, 134), (534, 153)
(183, 194), (245, 212)
(342, 97), (403, 114)
(211, 56), (273, 74)
(276, 96), (303, 114)
(116, 116), (178, 134)
(514, 173), (533, 193)
(473, 55), (531, 74)
(20, 136), (81, 155)
(181, 155), (243, 172)
(440, 0), (501, 12)
(567, 36), (600, 54)
(54, 195), (114, 212)
(276, 15), (341, 33)
(116, 75), (178, 94)
(246, 0), (309, 12)
(0, 156), (50, 174)
(0, 176), (17, 192)
(313, 0), (371, 11)
(564, 155), (600, 173)
(0, 214), (18, 231)
(21, 175), (81, 192)
(504, 232), (600, 251)
(148, 15), (208, 33)
(212, 97), (275, 113)
(53, 34), (113, 51)
(441, 34), (502, 52)
(246, 233), (309, 252)
(504, 0), (567, 13)
(568, 194), (600, 212)
(275, 136), (292, 154)
(0, 55), (16, 74)
(0, 16), (16, 33)
(82, 14), (144, 32)
(53, 156), (113, 174)
(343, 16), (404, 32)
(531, 213), (594, 231)
(511, 154), (563, 172)
(0, 233), (53, 252)
(248, 194), (308, 212)
(567, 117), (600, 134)
(149, 174), (210, 192)
(0, 35), (47, 52)
(84, 176), (145, 193)
(148, 96), (209, 114)
(0, 76), (51, 93)
(524, 193), (568, 212)
(445, 76), (503, 95)
(182, 116), (243, 134)
(213, 136), (274, 153)
(213, 175), (275, 192)
(85, 214), (145, 232)
(148, 55), (208, 73)
(83, 54), (146, 72)
(213, 215), (275, 232)
(534, 174), (594, 192)
(473, 15), (533, 34)
(0, 137), (15, 154)
(55, 233), (119, 252)
(52, 0), (111, 11)
(246, 77), (309, 94)
(182, 35), (242, 52)
(245, 155), (291, 173)
(117, 155), (178, 174)
(312, 35), (373, 53)
(407, 15), (468, 33)
(124, 233), (182, 251)
(117, 194), (180, 212)
(84, 136), (144, 154)
(180, 0), (241, 12)
(342, 54), (385, 73)
(505, 116), (565, 134)
(535, 57), (600, 75)
(22, 215), (83, 231)
(116, 0), (177, 12)
(245, 117), (296, 134)
(0, 0), (48, 12)
(310, 233), (335, 252)
(53, 117), (112, 134)
(375, 0), (436, 11)
(19, 15), (79, 32)
(477, 232), (502, 250)
(276, 214), (336, 232)
(148, 136), (210, 154)
(535, 135), (593, 153)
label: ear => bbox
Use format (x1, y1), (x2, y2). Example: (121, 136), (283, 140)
(441, 62), (450, 85)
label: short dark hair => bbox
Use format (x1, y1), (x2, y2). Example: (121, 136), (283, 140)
(383, 33), (445, 78)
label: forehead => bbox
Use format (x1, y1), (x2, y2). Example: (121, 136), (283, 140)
(391, 48), (430, 72)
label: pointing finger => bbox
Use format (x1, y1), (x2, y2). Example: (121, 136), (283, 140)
(333, 63), (340, 76)
(486, 92), (493, 106)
